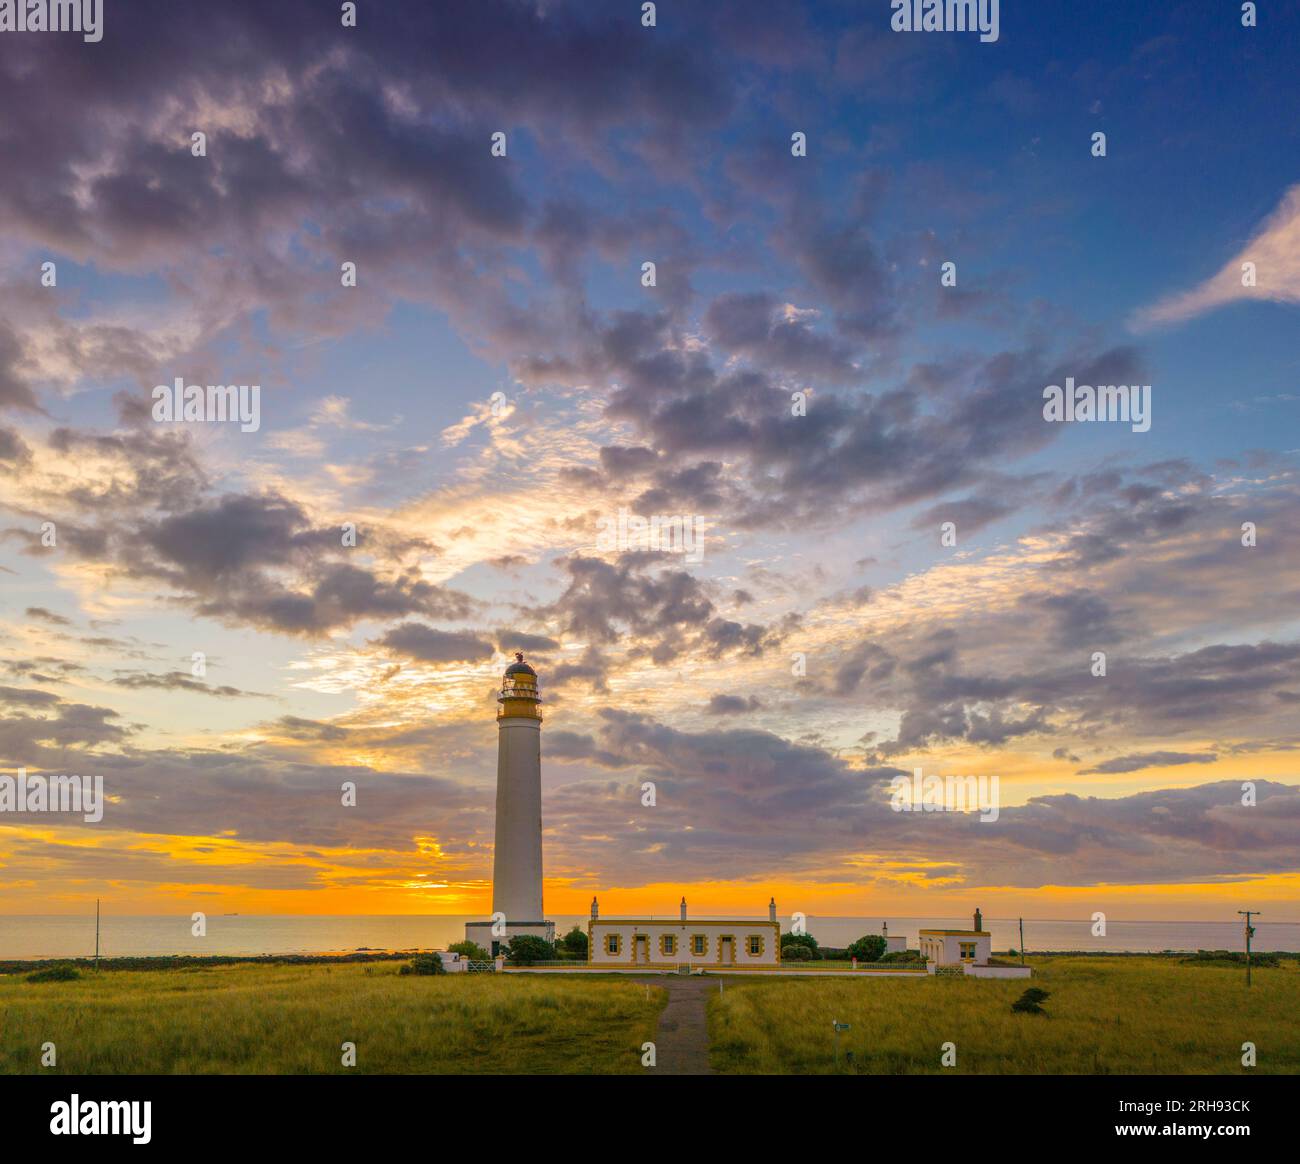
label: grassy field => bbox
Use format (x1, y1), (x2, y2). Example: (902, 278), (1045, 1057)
(4, 955), (1297, 1074)
(708, 955), (1300, 1074)
(0, 962), (664, 1074)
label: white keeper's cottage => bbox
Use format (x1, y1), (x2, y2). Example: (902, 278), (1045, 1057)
(588, 896), (782, 968)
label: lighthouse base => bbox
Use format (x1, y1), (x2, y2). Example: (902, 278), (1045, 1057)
(465, 919), (555, 959)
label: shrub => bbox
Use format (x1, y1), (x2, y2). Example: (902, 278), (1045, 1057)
(1011, 987), (1051, 1015)
(879, 949), (925, 964)
(399, 953), (446, 976)
(559, 926), (589, 957)
(781, 943), (813, 961)
(779, 932), (821, 959)
(846, 935), (887, 963)
(1180, 949), (1280, 968)
(504, 935), (556, 966)
(26, 964), (82, 983)
(448, 940), (491, 963)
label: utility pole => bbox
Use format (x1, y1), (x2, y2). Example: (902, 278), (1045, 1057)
(1018, 917), (1025, 967)
(1238, 911), (1258, 987)
(95, 898), (101, 969)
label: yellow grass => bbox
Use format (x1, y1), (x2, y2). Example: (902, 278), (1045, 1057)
(0, 963), (664, 1074)
(708, 956), (1300, 1074)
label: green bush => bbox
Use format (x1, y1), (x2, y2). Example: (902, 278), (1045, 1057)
(879, 949), (925, 964)
(781, 943), (813, 961)
(448, 940), (491, 963)
(26, 964), (82, 983)
(779, 932), (821, 959)
(846, 935), (887, 963)
(399, 953), (446, 976)
(1180, 949), (1280, 968)
(559, 926), (589, 957)
(1011, 987), (1051, 1015)
(504, 935), (556, 965)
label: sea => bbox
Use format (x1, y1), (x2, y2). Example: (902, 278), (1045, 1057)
(1, 914), (1296, 961)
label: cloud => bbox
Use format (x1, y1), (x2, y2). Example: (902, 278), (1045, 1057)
(25, 607), (72, 626)
(1078, 751), (1218, 775)
(0, 688), (129, 765)
(1133, 183), (1300, 328)
(541, 710), (1300, 888)
(376, 623), (495, 664)
(495, 630), (560, 654)
(110, 671), (270, 699)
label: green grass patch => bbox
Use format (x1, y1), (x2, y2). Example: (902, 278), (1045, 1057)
(0, 962), (665, 1074)
(707, 955), (1300, 1074)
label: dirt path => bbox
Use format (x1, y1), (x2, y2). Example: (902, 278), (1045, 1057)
(635, 976), (716, 1075)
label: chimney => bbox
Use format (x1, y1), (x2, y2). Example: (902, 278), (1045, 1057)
(680, 896), (687, 921)
(768, 897), (777, 924)
(973, 907), (983, 933)
(882, 920), (888, 937)
(590, 896), (599, 920)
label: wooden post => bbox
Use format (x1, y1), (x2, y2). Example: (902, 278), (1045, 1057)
(1018, 917), (1025, 966)
(833, 1020), (850, 1068)
(1238, 911), (1258, 988)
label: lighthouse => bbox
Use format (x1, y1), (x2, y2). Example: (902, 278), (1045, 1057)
(464, 653), (555, 956)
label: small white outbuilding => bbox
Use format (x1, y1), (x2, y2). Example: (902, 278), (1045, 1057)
(919, 909), (992, 966)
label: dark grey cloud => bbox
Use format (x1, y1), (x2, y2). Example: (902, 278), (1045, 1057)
(110, 671), (270, 699)
(376, 623), (495, 664)
(0, 688), (129, 766)
(704, 291), (861, 382)
(273, 716), (351, 743)
(25, 607), (72, 626)
(4, 487), (476, 637)
(0, 423), (32, 463)
(1078, 751), (1218, 775)
(495, 630), (559, 653)
(0, 322), (41, 412)
(909, 494), (1016, 536)
(542, 553), (788, 667)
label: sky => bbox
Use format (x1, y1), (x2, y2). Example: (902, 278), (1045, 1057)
(1, 0), (1298, 922)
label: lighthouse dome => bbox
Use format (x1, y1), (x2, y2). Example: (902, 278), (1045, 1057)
(504, 653), (536, 677)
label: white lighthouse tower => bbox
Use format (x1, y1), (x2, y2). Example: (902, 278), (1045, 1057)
(465, 653), (555, 957)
